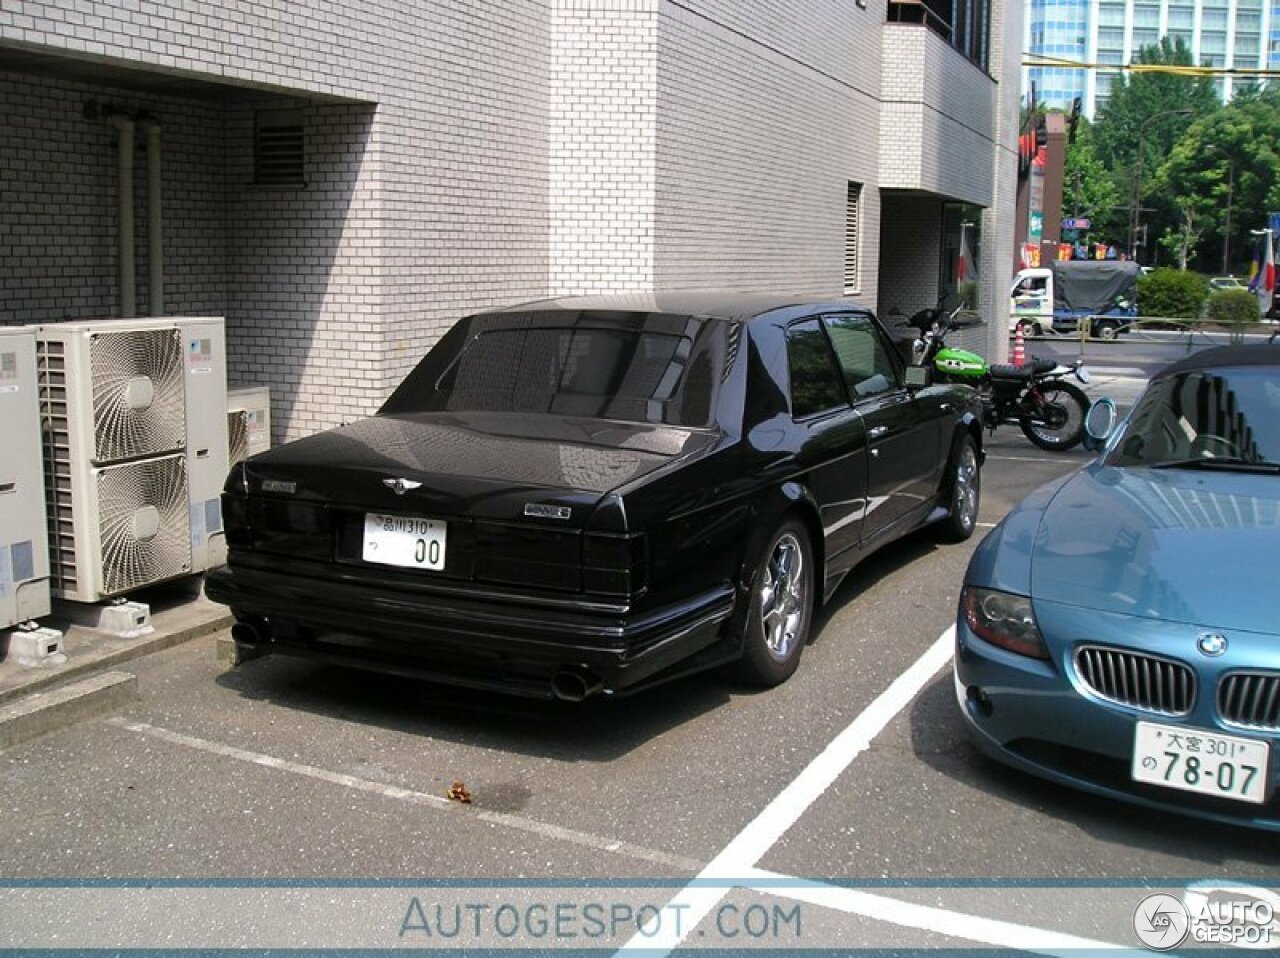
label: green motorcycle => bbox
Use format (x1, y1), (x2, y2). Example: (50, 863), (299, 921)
(908, 304), (1091, 451)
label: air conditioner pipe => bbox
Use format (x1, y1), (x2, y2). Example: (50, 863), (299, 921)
(106, 113), (136, 317)
(139, 118), (164, 315)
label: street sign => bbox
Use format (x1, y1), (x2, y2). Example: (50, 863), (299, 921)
(1062, 217), (1091, 230)
(1269, 212), (1280, 233)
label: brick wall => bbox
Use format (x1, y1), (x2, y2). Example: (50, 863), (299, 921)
(550, 0), (657, 293)
(0, 72), (228, 325)
(1, 0), (1021, 438)
(1, 1), (555, 442)
(653, 1), (882, 305)
(880, 27), (997, 206)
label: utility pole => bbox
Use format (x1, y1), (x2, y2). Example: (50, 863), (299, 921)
(1222, 161), (1234, 274)
(1129, 108), (1193, 262)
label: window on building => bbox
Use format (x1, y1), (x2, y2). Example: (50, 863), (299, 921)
(1132, 4), (1159, 27)
(888, 0), (989, 69)
(254, 109), (305, 189)
(1097, 5), (1125, 25)
(1097, 28), (1124, 50)
(845, 182), (862, 294)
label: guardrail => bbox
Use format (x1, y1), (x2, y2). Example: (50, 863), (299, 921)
(1010, 314), (1278, 359)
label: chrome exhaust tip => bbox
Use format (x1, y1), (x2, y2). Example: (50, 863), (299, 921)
(230, 621), (268, 646)
(551, 668), (603, 702)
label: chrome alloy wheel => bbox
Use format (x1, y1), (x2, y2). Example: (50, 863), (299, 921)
(759, 532), (807, 660)
(953, 442), (979, 534)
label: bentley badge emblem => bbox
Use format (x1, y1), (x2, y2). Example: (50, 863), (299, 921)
(524, 503), (572, 520)
(1196, 632), (1228, 657)
(382, 477), (422, 496)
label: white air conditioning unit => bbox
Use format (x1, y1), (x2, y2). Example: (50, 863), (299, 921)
(0, 327), (51, 630)
(36, 317), (229, 603)
(227, 385), (272, 466)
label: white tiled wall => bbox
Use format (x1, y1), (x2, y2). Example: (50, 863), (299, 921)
(1, 0), (1020, 439)
(653, 1), (882, 306)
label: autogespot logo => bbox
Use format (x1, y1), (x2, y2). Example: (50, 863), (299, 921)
(1134, 893), (1191, 951)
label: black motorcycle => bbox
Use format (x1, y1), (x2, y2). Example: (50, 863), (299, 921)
(906, 303), (1091, 452)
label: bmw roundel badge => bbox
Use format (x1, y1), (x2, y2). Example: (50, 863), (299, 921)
(1196, 632), (1228, 657)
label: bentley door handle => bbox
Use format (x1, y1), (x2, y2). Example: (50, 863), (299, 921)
(868, 425), (889, 439)
(940, 402), (952, 411)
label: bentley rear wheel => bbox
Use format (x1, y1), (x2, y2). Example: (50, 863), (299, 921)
(735, 518), (814, 687)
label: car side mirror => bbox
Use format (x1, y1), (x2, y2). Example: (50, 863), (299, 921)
(903, 364), (932, 389)
(1082, 397), (1117, 453)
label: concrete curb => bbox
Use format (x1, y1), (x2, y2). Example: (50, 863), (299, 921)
(0, 606), (232, 709)
(0, 671), (138, 751)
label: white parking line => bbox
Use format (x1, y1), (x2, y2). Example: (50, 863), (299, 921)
(616, 628), (955, 953)
(742, 867), (1121, 954)
(105, 717), (701, 872)
(985, 455), (1074, 463)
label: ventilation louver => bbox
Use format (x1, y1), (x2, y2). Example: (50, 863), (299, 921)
(228, 410), (250, 467)
(90, 329), (185, 463)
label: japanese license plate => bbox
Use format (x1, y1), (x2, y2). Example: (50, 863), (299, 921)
(362, 513), (446, 570)
(1132, 720), (1269, 805)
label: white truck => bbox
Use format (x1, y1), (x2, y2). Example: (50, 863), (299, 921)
(1009, 260), (1140, 340)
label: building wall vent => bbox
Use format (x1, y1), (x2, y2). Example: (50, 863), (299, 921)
(254, 110), (305, 188)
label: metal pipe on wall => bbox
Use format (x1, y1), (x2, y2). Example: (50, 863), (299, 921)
(141, 119), (164, 315)
(106, 114), (136, 317)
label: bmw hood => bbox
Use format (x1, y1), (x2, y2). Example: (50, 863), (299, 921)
(1029, 464), (1280, 633)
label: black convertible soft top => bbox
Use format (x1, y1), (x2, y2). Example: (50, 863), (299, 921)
(1156, 344), (1280, 378)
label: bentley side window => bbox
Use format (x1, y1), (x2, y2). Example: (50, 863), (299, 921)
(786, 320), (847, 419)
(823, 314), (897, 399)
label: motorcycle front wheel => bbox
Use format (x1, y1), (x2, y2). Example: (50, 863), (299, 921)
(1019, 380), (1088, 451)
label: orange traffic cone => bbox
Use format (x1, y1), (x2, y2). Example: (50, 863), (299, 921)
(1012, 324), (1026, 366)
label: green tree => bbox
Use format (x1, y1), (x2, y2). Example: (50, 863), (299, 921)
(1061, 120), (1122, 247)
(1156, 90), (1280, 274)
(1092, 37), (1217, 263)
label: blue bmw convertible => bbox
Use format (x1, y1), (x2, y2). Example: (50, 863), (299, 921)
(956, 345), (1280, 830)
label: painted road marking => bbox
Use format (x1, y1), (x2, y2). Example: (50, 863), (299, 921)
(986, 455), (1078, 463)
(615, 629), (1125, 954)
(741, 867), (1120, 954)
(616, 627), (955, 953)
(105, 717), (700, 872)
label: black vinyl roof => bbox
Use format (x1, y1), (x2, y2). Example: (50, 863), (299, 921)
(1156, 344), (1280, 379)
(481, 291), (874, 324)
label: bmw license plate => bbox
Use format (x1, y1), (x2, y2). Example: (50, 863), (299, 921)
(1132, 721), (1269, 804)
(363, 513), (446, 570)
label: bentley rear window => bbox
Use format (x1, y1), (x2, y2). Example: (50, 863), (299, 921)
(389, 312), (726, 428)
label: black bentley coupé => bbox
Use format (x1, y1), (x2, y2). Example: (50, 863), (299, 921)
(206, 293), (984, 699)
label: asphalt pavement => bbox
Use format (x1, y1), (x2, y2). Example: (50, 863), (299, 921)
(3, 415), (1278, 952)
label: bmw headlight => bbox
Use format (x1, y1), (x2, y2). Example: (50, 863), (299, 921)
(961, 586), (1048, 659)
